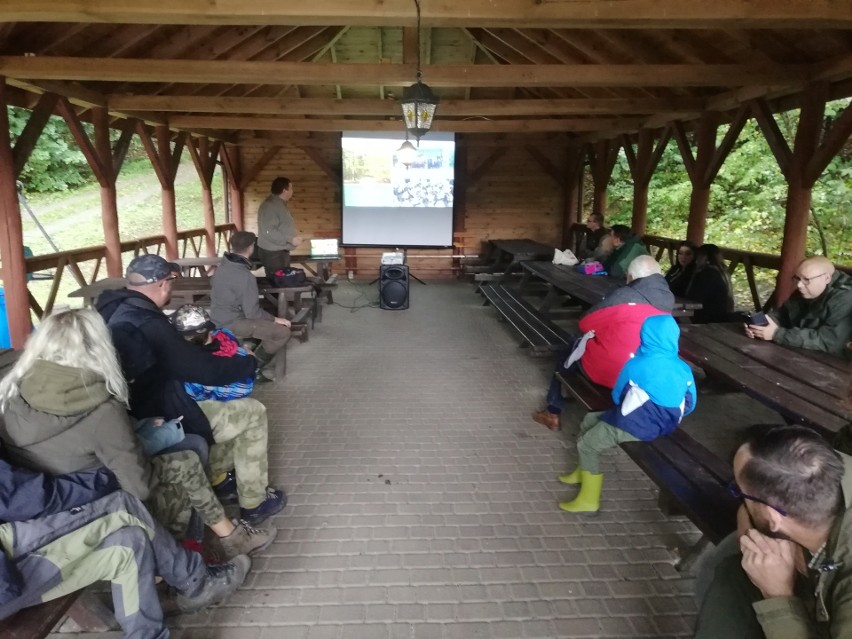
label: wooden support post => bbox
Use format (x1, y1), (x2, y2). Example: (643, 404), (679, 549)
(221, 145), (244, 230)
(187, 136), (222, 257)
(622, 127), (671, 236)
(0, 77), (32, 347)
(91, 108), (122, 277)
(588, 139), (620, 221)
(138, 124), (184, 260)
(686, 113), (718, 244)
(775, 84), (827, 304)
(561, 145), (583, 248)
(453, 134), (468, 254)
(674, 107), (748, 246)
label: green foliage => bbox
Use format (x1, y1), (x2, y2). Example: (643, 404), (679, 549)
(7, 107), (93, 193)
(603, 100), (852, 266)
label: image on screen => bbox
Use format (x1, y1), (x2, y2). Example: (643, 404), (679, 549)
(341, 131), (455, 247)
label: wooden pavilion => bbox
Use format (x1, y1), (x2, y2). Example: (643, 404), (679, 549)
(0, 2), (851, 347)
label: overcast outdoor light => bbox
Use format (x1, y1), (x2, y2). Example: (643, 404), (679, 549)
(400, 0), (439, 143)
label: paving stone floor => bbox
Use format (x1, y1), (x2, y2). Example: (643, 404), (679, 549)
(53, 279), (784, 639)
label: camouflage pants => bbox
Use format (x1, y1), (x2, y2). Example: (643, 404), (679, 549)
(145, 450), (226, 538)
(198, 398), (270, 509)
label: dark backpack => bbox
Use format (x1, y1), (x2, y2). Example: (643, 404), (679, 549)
(273, 267), (307, 287)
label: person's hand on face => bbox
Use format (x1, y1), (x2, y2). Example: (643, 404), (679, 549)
(739, 529), (799, 598)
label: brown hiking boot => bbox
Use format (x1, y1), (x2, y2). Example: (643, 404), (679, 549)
(219, 519), (276, 560)
(532, 409), (561, 431)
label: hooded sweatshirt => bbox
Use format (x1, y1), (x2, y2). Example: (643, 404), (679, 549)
(578, 273), (675, 388)
(600, 315), (697, 441)
(0, 360), (155, 500)
(604, 234), (649, 279)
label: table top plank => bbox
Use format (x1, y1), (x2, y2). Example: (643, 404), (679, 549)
(490, 239), (554, 260)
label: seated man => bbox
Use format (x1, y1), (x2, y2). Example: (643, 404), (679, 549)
(0, 456), (250, 634)
(695, 424), (852, 639)
(210, 231), (291, 381)
(746, 256), (852, 357)
(577, 213), (613, 261)
(96, 254), (286, 525)
(533, 255), (674, 431)
(556, 315), (696, 513)
(603, 224), (649, 279)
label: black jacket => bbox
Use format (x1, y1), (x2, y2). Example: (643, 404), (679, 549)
(665, 262), (695, 298)
(685, 267), (733, 323)
(96, 288), (257, 442)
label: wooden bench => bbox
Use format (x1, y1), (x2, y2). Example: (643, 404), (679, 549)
(480, 283), (572, 353)
(556, 372), (739, 570)
(1, 595), (82, 639)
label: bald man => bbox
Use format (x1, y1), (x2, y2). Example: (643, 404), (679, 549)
(746, 256), (852, 357)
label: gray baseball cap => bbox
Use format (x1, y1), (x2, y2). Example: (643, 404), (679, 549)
(126, 254), (180, 284)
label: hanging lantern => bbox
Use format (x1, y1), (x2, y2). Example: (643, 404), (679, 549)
(400, 80), (439, 142)
(396, 139), (418, 167)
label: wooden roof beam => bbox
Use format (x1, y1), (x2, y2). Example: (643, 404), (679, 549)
(0, 57), (809, 87)
(167, 115), (647, 133)
(108, 95), (704, 116)
(5, 1), (851, 29)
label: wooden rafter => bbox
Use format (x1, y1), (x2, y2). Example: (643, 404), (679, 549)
(0, 57), (809, 88)
(107, 95), (705, 116)
(6, 1), (852, 29)
(11, 91), (58, 178)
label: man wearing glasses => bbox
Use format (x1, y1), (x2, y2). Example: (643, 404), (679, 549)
(746, 256), (852, 357)
(695, 424), (852, 638)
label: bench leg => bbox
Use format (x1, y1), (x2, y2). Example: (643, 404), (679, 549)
(657, 491), (685, 517)
(272, 345), (287, 380)
(538, 285), (560, 313)
(675, 534), (715, 576)
(62, 591), (121, 632)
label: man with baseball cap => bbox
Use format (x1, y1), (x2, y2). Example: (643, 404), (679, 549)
(96, 254), (286, 525)
(210, 231), (291, 381)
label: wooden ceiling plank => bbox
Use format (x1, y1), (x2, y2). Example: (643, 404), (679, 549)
(5, 2), (852, 29)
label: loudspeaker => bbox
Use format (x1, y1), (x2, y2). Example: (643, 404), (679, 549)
(379, 264), (410, 310)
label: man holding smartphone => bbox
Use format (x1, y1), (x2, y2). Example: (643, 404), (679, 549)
(746, 257), (852, 358)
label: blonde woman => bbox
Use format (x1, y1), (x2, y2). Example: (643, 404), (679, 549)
(0, 309), (274, 559)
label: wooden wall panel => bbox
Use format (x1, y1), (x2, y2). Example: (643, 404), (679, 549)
(242, 137), (565, 278)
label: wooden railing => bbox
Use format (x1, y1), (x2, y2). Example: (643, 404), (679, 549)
(567, 223), (851, 311)
(24, 224), (235, 317)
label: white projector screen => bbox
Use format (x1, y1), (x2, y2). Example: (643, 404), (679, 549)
(341, 131), (455, 247)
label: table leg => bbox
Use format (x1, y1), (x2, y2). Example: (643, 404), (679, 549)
(538, 284), (560, 313)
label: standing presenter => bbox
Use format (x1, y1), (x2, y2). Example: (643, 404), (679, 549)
(256, 177), (303, 280)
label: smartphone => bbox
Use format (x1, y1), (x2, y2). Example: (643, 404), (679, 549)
(748, 311), (769, 327)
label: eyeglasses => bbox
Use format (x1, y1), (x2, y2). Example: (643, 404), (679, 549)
(726, 480), (788, 517)
(792, 272), (827, 286)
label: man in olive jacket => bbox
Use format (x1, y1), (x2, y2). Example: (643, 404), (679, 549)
(256, 176), (303, 279)
(747, 257), (852, 358)
(695, 424), (852, 639)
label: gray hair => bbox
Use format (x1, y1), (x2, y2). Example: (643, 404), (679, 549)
(627, 255), (661, 280)
(0, 308), (128, 410)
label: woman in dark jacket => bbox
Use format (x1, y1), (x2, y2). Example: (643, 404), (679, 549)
(665, 240), (697, 298)
(685, 244), (734, 323)
(0, 309), (272, 557)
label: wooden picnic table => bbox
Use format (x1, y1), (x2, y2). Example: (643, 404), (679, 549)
(678, 323), (850, 435)
(174, 256), (220, 279)
(482, 239), (555, 281)
(519, 260), (701, 317)
(68, 276), (212, 308)
(288, 253), (340, 282)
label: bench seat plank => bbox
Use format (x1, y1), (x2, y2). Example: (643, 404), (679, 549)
(480, 283), (572, 353)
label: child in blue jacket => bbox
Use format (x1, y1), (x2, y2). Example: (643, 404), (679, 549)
(558, 314), (697, 513)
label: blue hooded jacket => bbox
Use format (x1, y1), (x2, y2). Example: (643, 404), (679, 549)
(600, 315), (697, 441)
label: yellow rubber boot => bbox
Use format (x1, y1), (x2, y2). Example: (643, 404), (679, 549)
(558, 471), (603, 513)
(558, 467), (582, 485)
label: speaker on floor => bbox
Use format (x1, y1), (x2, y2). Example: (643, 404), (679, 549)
(379, 264), (410, 310)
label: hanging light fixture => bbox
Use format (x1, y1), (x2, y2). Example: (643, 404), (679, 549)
(400, 0), (438, 144)
(396, 135), (418, 167)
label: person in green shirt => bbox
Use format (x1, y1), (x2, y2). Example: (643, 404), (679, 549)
(603, 224), (648, 279)
(746, 257), (852, 358)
